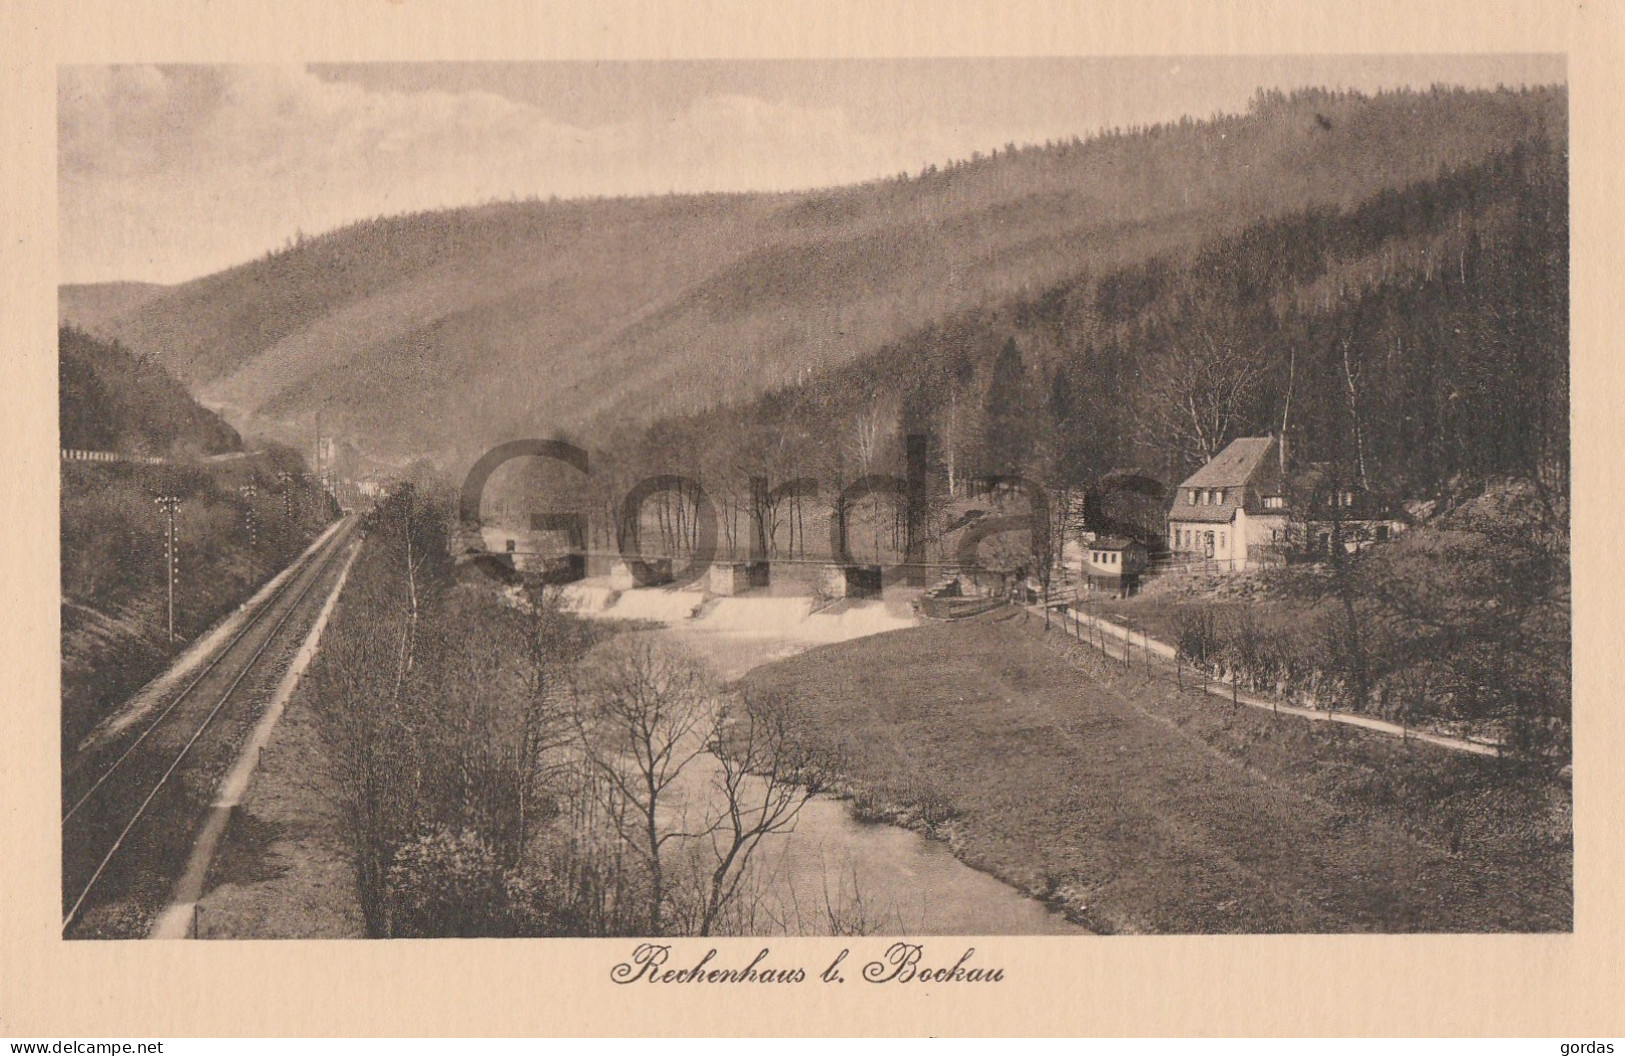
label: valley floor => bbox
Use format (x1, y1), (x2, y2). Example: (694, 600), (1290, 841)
(192, 584), (1570, 937)
(742, 611), (1572, 934)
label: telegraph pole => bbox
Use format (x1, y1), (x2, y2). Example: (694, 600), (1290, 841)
(239, 483), (259, 550)
(154, 495), (181, 643)
(276, 470), (296, 527)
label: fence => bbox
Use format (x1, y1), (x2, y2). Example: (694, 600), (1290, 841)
(1037, 600), (1542, 767)
(62, 448), (266, 467)
(60, 448), (166, 465)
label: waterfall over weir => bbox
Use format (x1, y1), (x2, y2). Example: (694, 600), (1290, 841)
(557, 583), (917, 642)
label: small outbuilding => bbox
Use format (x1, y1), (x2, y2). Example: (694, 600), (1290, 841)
(1084, 536), (1149, 597)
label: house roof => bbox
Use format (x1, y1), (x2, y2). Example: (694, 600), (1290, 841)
(1177, 437), (1278, 489)
(1089, 536), (1144, 551)
(1168, 503), (1244, 524)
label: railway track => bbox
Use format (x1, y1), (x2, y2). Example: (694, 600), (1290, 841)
(61, 514), (360, 937)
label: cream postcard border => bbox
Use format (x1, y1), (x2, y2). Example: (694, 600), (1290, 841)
(2, 0), (1621, 1037)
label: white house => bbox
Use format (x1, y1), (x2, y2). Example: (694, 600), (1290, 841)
(1166, 436), (1289, 571)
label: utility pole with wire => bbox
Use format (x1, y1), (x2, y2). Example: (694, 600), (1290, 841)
(154, 494), (181, 643)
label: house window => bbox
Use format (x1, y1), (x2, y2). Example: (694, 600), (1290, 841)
(1216, 489), (1226, 504)
(1188, 489), (1197, 505)
(1376, 525), (1390, 542)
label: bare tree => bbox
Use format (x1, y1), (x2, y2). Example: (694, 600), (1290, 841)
(1341, 338), (1371, 490)
(1138, 305), (1267, 469)
(501, 579), (591, 866)
(308, 599), (409, 936)
(308, 485), (449, 936)
(392, 486), (432, 701)
(692, 689), (828, 936)
(571, 636), (717, 935)
(853, 401), (884, 474)
(569, 638), (844, 937)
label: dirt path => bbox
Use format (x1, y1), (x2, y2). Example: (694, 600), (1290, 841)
(1056, 604), (1532, 762)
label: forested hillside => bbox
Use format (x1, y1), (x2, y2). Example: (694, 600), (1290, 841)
(64, 85), (1563, 467)
(59, 330), (337, 751)
(585, 138), (1566, 513)
(579, 129), (1569, 761)
(58, 282), (169, 334)
(59, 326), (242, 456)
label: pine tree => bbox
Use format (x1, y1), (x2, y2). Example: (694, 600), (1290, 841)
(981, 338), (1033, 476)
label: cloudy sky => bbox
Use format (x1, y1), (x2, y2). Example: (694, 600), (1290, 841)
(59, 56), (1563, 284)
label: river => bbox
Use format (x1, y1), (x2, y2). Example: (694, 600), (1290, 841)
(567, 584), (1085, 936)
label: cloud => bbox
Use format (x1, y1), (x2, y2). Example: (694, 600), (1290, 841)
(58, 65), (966, 282)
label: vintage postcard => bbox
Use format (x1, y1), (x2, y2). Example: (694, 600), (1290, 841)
(3, 0), (1622, 1038)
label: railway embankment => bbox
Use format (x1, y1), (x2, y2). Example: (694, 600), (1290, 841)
(60, 457), (338, 754)
(62, 518), (361, 938)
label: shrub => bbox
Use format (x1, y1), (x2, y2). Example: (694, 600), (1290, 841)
(385, 827), (515, 938)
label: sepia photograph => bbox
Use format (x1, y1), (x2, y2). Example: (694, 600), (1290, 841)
(52, 53), (1573, 946)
